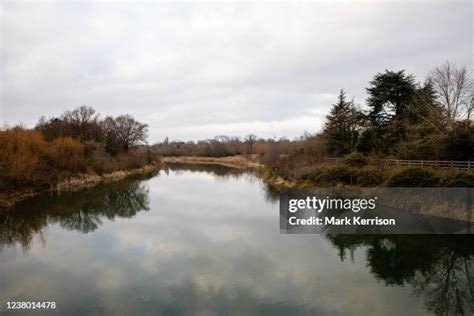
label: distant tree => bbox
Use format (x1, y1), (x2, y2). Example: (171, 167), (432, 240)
(61, 106), (102, 141)
(214, 135), (230, 143)
(428, 61), (473, 126)
(366, 70), (416, 126)
(35, 106), (102, 142)
(323, 89), (360, 156)
(209, 140), (230, 157)
(35, 116), (70, 141)
(103, 115), (148, 155)
(244, 134), (257, 155)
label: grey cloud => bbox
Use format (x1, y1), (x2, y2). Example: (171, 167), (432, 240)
(1, 1), (472, 142)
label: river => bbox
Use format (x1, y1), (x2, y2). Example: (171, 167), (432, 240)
(0, 164), (472, 315)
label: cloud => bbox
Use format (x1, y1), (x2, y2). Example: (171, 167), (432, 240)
(1, 1), (472, 141)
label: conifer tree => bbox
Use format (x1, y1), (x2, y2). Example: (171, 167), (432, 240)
(366, 70), (416, 126)
(324, 89), (359, 156)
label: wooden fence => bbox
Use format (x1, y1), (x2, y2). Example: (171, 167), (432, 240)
(321, 157), (472, 170)
(381, 159), (472, 170)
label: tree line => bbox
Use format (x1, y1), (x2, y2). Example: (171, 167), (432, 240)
(0, 107), (156, 191)
(155, 61), (472, 162)
(36, 106), (148, 155)
(323, 62), (473, 160)
(1, 61), (471, 194)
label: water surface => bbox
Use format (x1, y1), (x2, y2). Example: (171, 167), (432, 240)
(1, 164), (472, 315)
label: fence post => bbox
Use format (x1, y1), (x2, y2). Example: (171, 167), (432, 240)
(408, 160), (411, 167)
(451, 161), (454, 168)
(469, 161), (471, 171)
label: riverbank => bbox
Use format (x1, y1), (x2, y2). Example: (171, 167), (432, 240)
(0, 164), (160, 209)
(162, 156), (310, 188)
(163, 155), (473, 187)
(162, 156), (262, 170)
(163, 155), (473, 222)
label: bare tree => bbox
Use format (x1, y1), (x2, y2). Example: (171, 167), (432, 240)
(429, 62), (473, 126)
(244, 134), (257, 155)
(103, 115), (148, 154)
(467, 92), (474, 123)
(61, 105), (101, 141)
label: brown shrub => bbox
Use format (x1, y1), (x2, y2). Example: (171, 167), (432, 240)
(1, 123), (159, 191)
(48, 137), (86, 172)
(87, 146), (118, 175)
(115, 149), (149, 170)
(0, 127), (48, 185)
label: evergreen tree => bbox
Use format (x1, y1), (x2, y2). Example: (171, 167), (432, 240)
(324, 89), (359, 156)
(358, 70), (418, 155)
(366, 70), (416, 126)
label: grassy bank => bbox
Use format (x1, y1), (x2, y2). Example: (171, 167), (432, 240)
(266, 153), (474, 188)
(164, 155), (473, 222)
(164, 155), (474, 189)
(162, 156), (262, 170)
(264, 164), (474, 189)
(0, 164), (160, 209)
(163, 155), (307, 187)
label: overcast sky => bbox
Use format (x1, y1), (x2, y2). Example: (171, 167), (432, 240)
(1, 1), (472, 142)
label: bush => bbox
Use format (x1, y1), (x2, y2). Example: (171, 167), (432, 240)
(356, 167), (386, 186)
(441, 172), (474, 187)
(386, 167), (440, 187)
(302, 165), (353, 185)
(1, 113), (159, 193)
(344, 152), (368, 167)
(0, 127), (48, 185)
(88, 147), (118, 175)
(116, 151), (147, 170)
(48, 137), (86, 172)
(356, 129), (377, 154)
(440, 126), (474, 161)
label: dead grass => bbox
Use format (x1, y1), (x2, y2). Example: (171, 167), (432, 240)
(0, 164), (160, 209)
(162, 156), (262, 170)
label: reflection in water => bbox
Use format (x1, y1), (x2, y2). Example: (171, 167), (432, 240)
(0, 165), (473, 315)
(327, 235), (474, 315)
(0, 174), (151, 250)
(164, 163), (281, 203)
(164, 163), (250, 179)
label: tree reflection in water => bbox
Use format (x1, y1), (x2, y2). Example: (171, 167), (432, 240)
(164, 163), (281, 203)
(2, 165), (473, 315)
(0, 174), (152, 250)
(164, 163), (251, 180)
(327, 234), (474, 315)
